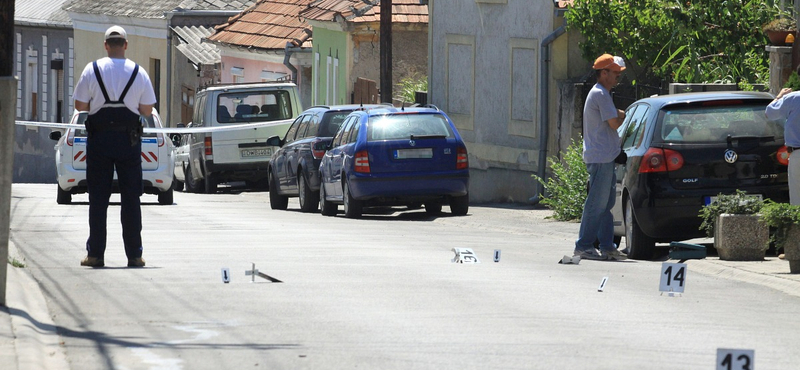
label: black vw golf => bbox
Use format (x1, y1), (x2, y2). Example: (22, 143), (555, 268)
(612, 91), (790, 259)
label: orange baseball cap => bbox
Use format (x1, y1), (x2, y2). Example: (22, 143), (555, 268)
(593, 54), (626, 72)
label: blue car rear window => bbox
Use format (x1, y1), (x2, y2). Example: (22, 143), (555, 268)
(367, 114), (453, 141)
(660, 105), (785, 142)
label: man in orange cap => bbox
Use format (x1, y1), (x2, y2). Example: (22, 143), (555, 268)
(573, 54), (628, 261)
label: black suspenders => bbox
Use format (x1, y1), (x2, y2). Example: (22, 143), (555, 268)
(92, 61), (140, 105)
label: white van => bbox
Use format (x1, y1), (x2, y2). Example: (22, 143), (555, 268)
(181, 82), (301, 193)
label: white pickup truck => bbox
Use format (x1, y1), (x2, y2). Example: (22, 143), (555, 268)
(178, 82), (301, 193)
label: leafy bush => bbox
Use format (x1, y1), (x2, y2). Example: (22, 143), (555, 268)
(699, 190), (764, 237)
(565, 0), (783, 85)
(760, 201), (800, 253)
(395, 75), (428, 104)
(784, 71), (800, 90)
(532, 139), (588, 221)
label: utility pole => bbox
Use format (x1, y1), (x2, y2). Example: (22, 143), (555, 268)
(380, 0), (392, 104)
(0, 0), (16, 307)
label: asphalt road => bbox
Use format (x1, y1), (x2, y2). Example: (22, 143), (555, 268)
(6, 184), (800, 369)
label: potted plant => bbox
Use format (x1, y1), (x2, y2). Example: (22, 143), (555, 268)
(699, 190), (768, 261)
(760, 201), (800, 273)
(763, 17), (797, 46)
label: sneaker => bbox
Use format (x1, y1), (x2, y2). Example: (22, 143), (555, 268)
(573, 248), (607, 260)
(80, 256), (104, 267)
(605, 249), (628, 261)
(127, 258), (146, 267)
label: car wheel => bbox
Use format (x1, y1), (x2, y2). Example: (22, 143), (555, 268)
(298, 172), (319, 213)
(625, 197), (655, 260)
(450, 194), (469, 216)
(269, 171), (288, 210)
(57, 186), (71, 204)
(343, 180), (362, 218)
(185, 165), (204, 193)
(425, 202), (442, 215)
(173, 175), (184, 192)
(158, 189), (174, 205)
(204, 172), (218, 194)
(320, 184), (337, 216)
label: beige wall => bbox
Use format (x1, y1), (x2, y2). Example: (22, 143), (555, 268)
(72, 29), (167, 112)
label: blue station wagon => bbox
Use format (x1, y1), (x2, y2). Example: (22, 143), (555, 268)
(319, 106), (470, 218)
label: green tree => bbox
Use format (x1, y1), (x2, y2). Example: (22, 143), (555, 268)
(565, 0), (785, 85)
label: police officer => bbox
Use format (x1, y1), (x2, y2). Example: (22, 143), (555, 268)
(74, 26), (157, 268)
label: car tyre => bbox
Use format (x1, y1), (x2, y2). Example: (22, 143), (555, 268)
(173, 175), (184, 192)
(625, 197), (655, 260)
(57, 186), (71, 204)
(343, 180), (362, 218)
(185, 165), (204, 193)
(450, 194), (469, 216)
(320, 184), (337, 216)
(425, 202), (442, 215)
(204, 171), (218, 194)
(269, 171), (289, 210)
(298, 172), (319, 213)
(158, 189), (174, 205)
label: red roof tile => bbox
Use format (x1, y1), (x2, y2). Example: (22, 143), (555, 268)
(207, 0), (313, 50)
(301, 0), (428, 24)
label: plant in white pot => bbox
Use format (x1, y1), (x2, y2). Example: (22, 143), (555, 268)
(699, 190), (768, 261)
(760, 201), (800, 273)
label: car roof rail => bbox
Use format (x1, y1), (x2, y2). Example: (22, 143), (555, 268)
(308, 105), (331, 109)
(422, 104), (440, 111)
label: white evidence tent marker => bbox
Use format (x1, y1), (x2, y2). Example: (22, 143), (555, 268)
(452, 248), (480, 264)
(221, 268), (230, 284)
(598, 276), (608, 292)
(716, 348), (754, 370)
(660, 262), (687, 296)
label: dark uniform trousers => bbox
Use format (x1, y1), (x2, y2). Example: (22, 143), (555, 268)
(84, 61), (144, 259)
(86, 131), (143, 259)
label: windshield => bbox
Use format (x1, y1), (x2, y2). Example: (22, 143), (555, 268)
(659, 104), (784, 142)
(367, 113), (453, 141)
(216, 90), (293, 124)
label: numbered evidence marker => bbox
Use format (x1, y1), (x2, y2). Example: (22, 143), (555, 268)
(452, 248), (480, 264)
(717, 348), (754, 370)
(494, 249), (501, 262)
(598, 276), (609, 292)
(221, 268), (231, 284)
(660, 262), (687, 295)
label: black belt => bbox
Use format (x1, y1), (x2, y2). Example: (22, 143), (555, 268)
(788, 147), (800, 153)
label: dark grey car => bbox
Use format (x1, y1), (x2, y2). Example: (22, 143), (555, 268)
(267, 105), (386, 212)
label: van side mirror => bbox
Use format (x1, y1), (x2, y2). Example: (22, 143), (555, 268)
(170, 134), (182, 147)
(49, 131), (62, 141)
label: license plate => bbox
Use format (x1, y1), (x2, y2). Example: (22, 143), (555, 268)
(394, 148), (433, 159)
(241, 148), (271, 158)
(704, 194), (762, 206)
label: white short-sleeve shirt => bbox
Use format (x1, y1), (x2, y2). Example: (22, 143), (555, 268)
(73, 57), (157, 115)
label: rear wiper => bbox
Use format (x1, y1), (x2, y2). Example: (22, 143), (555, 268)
(410, 134), (447, 140)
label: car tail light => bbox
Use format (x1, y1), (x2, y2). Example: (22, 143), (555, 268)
(354, 150), (370, 173)
(311, 138), (326, 159)
(157, 133), (164, 147)
(66, 130), (75, 146)
(204, 136), (212, 157)
(456, 146), (468, 170)
(639, 147), (684, 173)
(777, 146), (790, 166)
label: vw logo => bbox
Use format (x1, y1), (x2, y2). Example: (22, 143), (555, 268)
(409, 140), (416, 147)
(724, 149), (738, 164)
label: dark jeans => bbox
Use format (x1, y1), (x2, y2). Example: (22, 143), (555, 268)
(85, 131), (143, 259)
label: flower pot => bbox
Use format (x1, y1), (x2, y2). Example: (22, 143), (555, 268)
(782, 224), (800, 273)
(767, 30), (794, 46)
(714, 214), (768, 261)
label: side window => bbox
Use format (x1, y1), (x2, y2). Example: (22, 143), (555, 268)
(194, 95), (206, 127)
(334, 117), (355, 147)
(341, 116), (356, 145)
(296, 114), (313, 140)
(348, 119), (361, 144)
(621, 104), (649, 149)
(283, 115), (304, 143)
(307, 114), (321, 137)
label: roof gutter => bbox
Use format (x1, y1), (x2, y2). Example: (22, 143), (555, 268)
(531, 17), (567, 205)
